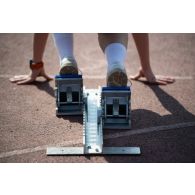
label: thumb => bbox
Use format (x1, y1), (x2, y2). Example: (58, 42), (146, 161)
(43, 73), (53, 81)
(130, 70), (142, 80)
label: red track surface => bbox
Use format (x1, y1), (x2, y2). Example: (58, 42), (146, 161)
(0, 33), (195, 162)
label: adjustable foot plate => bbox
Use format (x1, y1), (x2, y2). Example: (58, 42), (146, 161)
(55, 74), (83, 116)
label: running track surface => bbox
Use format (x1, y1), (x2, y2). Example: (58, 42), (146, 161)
(0, 33), (195, 162)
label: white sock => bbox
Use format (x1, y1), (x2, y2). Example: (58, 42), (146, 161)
(105, 43), (127, 73)
(53, 33), (75, 61)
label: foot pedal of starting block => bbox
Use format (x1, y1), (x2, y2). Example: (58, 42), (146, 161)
(101, 86), (131, 129)
(55, 74), (83, 116)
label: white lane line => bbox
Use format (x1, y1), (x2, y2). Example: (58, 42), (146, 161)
(0, 74), (194, 80)
(0, 121), (195, 159)
(0, 139), (82, 159)
(156, 75), (194, 80)
(104, 121), (195, 140)
(0, 74), (13, 78)
(83, 75), (194, 80)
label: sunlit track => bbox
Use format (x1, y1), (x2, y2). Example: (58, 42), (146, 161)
(1, 121), (195, 159)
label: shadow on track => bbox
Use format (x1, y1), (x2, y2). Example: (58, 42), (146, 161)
(103, 84), (195, 163)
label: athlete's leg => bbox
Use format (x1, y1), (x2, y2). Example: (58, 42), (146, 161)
(98, 33), (128, 86)
(53, 33), (78, 74)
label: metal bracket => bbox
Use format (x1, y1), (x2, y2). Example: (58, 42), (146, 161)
(47, 147), (141, 155)
(66, 86), (72, 103)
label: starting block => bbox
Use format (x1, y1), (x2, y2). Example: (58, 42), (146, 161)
(101, 86), (131, 129)
(55, 74), (83, 116)
(47, 74), (141, 156)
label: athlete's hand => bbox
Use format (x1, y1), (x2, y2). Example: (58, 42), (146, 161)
(130, 67), (175, 85)
(9, 67), (53, 85)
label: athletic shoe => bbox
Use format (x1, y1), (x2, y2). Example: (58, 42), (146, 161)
(59, 57), (78, 75)
(107, 64), (128, 87)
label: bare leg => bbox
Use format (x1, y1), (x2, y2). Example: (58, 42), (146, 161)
(10, 33), (52, 85)
(53, 33), (78, 75)
(133, 33), (150, 71)
(98, 33), (128, 87)
(98, 33), (128, 52)
(131, 33), (175, 85)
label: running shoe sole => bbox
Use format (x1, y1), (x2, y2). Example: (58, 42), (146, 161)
(107, 68), (128, 87)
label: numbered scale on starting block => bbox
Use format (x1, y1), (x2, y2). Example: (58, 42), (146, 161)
(47, 74), (141, 156)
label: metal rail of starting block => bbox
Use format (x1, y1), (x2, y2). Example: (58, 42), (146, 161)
(47, 74), (141, 156)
